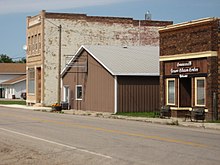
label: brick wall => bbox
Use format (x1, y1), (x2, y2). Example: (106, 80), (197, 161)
(159, 18), (220, 120)
(37, 11), (172, 106)
(160, 19), (219, 56)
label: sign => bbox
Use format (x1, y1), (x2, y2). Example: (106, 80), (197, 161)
(170, 61), (199, 75)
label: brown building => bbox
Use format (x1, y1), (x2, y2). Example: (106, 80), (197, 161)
(159, 17), (220, 120)
(62, 45), (159, 113)
(26, 10), (172, 106)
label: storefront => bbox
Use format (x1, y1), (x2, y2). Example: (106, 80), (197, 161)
(162, 58), (208, 117)
(159, 17), (220, 120)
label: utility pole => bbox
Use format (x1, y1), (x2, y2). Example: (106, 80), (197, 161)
(57, 25), (62, 104)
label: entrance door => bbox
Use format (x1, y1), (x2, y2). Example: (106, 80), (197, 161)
(179, 78), (191, 107)
(63, 86), (69, 103)
(36, 67), (41, 103)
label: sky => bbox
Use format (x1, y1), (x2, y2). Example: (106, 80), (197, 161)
(0, 0), (219, 59)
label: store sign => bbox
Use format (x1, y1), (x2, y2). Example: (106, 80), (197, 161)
(170, 61), (199, 74)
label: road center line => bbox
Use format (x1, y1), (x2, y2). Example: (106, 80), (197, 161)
(0, 113), (207, 148)
(0, 127), (112, 159)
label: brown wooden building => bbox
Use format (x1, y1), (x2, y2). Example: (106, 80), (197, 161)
(62, 45), (160, 113)
(159, 17), (220, 120)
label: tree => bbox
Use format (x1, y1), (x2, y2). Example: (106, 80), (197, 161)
(15, 57), (26, 63)
(0, 54), (13, 63)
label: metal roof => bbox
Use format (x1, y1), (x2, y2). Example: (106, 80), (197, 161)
(84, 45), (159, 76)
(62, 45), (159, 76)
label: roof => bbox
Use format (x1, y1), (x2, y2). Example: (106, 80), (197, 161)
(62, 45), (159, 76)
(0, 75), (26, 85)
(0, 63), (26, 74)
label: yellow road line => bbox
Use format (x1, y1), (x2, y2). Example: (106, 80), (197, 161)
(0, 112), (207, 148)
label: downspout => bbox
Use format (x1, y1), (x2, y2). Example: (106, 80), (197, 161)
(114, 76), (118, 114)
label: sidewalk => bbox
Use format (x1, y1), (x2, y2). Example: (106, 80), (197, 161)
(1, 104), (220, 130)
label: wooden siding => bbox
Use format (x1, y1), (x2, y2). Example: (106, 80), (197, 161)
(117, 76), (160, 113)
(62, 50), (115, 113)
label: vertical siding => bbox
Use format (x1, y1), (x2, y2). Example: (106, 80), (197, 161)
(62, 50), (115, 113)
(117, 76), (160, 113)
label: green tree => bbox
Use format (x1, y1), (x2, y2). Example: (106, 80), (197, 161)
(0, 54), (13, 63)
(15, 57), (26, 63)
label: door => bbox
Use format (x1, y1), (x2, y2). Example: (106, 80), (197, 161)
(36, 67), (41, 103)
(63, 86), (70, 103)
(179, 78), (191, 107)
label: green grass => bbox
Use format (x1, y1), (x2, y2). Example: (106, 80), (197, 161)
(207, 120), (220, 123)
(115, 112), (160, 118)
(0, 100), (26, 105)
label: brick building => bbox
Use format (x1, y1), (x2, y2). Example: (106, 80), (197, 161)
(159, 17), (220, 120)
(26, 10), (172, 106)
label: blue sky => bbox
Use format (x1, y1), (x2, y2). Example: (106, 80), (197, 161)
(0, 0), (219, 59)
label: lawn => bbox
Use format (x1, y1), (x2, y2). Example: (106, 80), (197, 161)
(0, 100), (26, 105)
(115, 112), (160, 118)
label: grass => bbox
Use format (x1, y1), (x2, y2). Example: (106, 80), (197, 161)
(0, 100), (26, 105)
(115, 112), (160, 118)
(207, 120), (220, 123)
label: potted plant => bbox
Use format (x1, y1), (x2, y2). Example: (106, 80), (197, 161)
(51, 103), (62, 111)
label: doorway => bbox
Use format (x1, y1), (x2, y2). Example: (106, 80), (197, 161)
(179, 78), (192, 107)
(36, 67), (41, 103)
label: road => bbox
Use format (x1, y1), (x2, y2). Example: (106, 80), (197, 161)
(0, 106), (220, 165)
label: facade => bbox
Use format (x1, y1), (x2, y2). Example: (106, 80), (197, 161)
(62, 45), (160, 113)
(0, 63), (26, 99)
(159, 17), (220, 120)
(26, 10), (172, 106)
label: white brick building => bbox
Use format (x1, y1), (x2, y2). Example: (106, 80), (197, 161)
(26, 10), (172, 106)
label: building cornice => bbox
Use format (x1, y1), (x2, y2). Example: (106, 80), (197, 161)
(159, 17), (219, 32)
(159, 51), (218, 61)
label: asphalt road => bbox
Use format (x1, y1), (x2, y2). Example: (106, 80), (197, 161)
(0, 106), (220, 165)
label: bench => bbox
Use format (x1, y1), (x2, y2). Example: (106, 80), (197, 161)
(185, 108), (205, 122)
(160, 106), (171, 118)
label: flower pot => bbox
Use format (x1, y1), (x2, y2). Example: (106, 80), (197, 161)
(52, 106), (62, 111)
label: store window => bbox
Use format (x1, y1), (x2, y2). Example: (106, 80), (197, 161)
(166, 79), (175, 105)
(75, 85), (83, 100)
(195, 77), (205, 106)
(28, 68), (35, 94)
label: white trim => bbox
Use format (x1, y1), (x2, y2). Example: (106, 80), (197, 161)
(160, 51), (217, 62)
(115, 73), (159, 76)
(195, 77), (206, 106)
(177, 78), (179, 107)
(63, 85), (70, 103)
(166, 78), (175, 106)
(114, 76), (117, 114)
(75, 85), (83, 100)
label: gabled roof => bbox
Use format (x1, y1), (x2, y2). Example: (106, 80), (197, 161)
(0, 63), (26, 74)
(0, 75), (26, 85)
(62, 45), (159, 76)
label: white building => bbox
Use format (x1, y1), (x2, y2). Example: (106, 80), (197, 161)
(0, 63), (26, 99)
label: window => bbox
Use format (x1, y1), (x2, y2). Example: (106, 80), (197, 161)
(28, 68), (35, 94)
(28, 36), (31, 54)
(75, 85), (83, 100)
(195, 77), (205, 106)
(38, 33), (41, 53)
(166, 79), (175, 105)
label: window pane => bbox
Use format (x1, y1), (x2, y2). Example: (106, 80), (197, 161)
(197, 79), (205, 105)
(76, 86), (82, 99)
(28, 69), (35, 94)
(168, 80), (175, 104)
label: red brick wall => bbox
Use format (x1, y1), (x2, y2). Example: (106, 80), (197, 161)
(160, 20), (219, 56)
(159, 18), (220, 120)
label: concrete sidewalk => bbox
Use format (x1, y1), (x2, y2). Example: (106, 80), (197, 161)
(1, 104), (220, 131)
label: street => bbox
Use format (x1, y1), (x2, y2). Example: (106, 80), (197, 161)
(0, 106), (220, 165)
